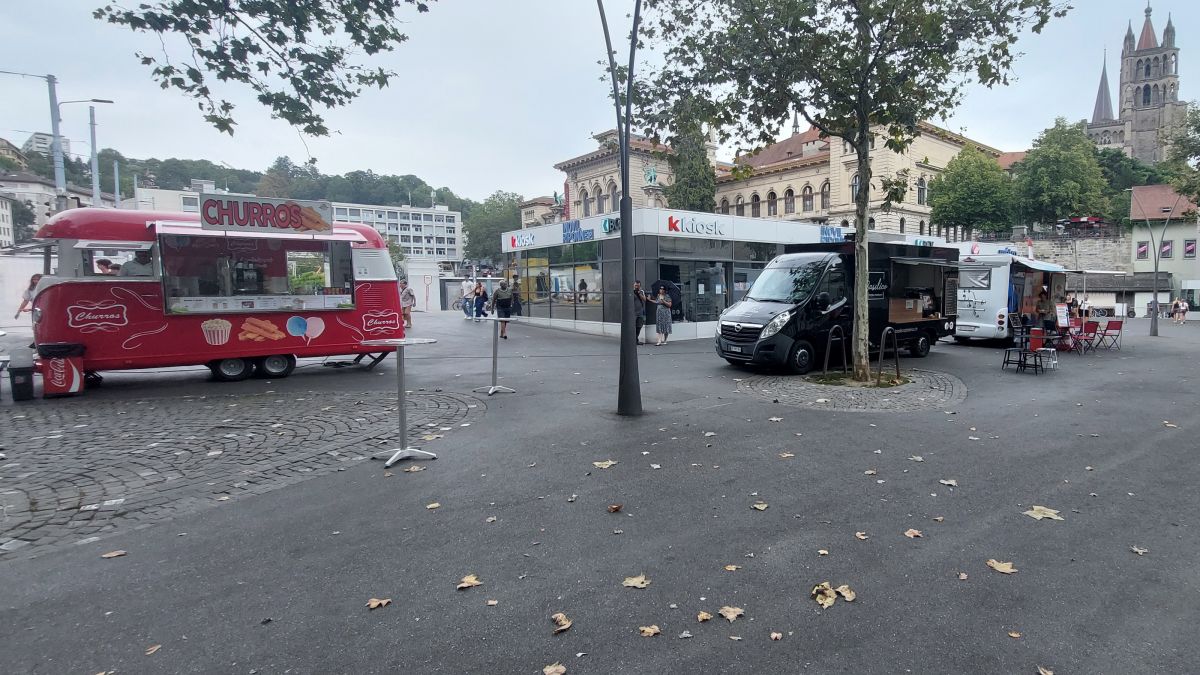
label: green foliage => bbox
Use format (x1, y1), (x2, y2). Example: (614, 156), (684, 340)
(929, 146), (1014, 232)
(464, 191), (523, 263)
(1168, 105), (1200, 210)
(1016, 118), (1110, 224)
(0, 155), (19, 172)
(1095, 148), (1181, 226)
(11, 199), (36, 243)
(638, 0), (1066, 379)
(94, 0), (434, 136)
(662, 98), (716, 212)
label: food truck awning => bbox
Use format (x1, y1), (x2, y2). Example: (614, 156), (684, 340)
(891, 257), (959, 268)
(1013, 258), (1064, 273)
(153, 221), (368, 243)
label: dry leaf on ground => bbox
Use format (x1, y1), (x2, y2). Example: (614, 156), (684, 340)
(751, 501), (769, 511)
(908, 455), (924, 462)
(778, 452), (795, 459)
(768, 417), (783, 422)
(403, 465), (425, 473)
(729, 636), (742, 641)
(817, 549), (829, 556)
(383, 471), (393, 477)
(486, 599), (499, 606)
(608, 504), (623, 513)
(551, 612), (573, 634)
(905, 528), (923, 538)
(811, 582), (837, 609)
(592, 460), (618, 469)
(719, 606), (744, 622)
(622, 574), (650, 589)
(485, 516), (497, 523)
(939, 479), (958, 487)
(1023, 505), (1064, 521)
(639, 625), (661, 637)
(1037, 667), (1054, 675)
(986, 559), (1017, 574)
(864, 469), (877, 475)
(770, 632), (783, 641)
(1008, 631), (1021, 639)
(100, 550), (126, 559)
(704, 431), (717, 437)
(835, 584), (856, 602)
(1131, 545), (1149, 556)
(425, 502), (441, 510)
(457, 574), (483, 589)
(932, 516), (945, 522)
(144, 645), (161, 656)
(958, 572), (968, 580)
(697, 611), (713, 622)
(724, 565), (741, 571)
(366, 598), (391, 609)
(543, 663), (567, 675)
(855, 532), (869, 540)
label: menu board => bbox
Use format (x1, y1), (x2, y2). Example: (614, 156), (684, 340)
(1055, 303), (1070, 328)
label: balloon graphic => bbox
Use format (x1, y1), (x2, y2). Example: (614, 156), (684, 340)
(286, 316), (308, 338)
(304, 316), (325, 343)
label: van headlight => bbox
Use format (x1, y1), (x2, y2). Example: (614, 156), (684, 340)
(760, 310), (793, 339)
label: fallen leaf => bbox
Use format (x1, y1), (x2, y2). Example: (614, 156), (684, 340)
(729, 636), (742, 641)
(932, 516), (945, 522)
(1008, 631), (1021, 639)
(383, 471), (393, 477)
(426, 502), (441, 510)
(457, 574), (483, 589)
(704, 431), (717, 437)
(817, 549), (829, 556)
(811, 582), (837, 609)
(835, 584), (856, 602)
(639, 625), (661, 637)
(592, 460), (618, 469)
(567, 494), (577, 503)
(778, 452), (795, 459)
(1022, 505), (1064, 521)
(908, 455), (924, 462)
(608, 504), (623, 513)
(403, 465), (425, 473)
(144, 645), (161, 656)
(551, 612), (573, 634)
(650, 464), (662, 470)
(485, 516), (497, 523)
(855, 532), (869, 540)
(697, 611), (713, 622)
(1163, 421), (1177, 428)
(863, 469), (877, 475)
(622, 574), (650, 589)
(100, 550), (126, 559)
(904, 528), (923, 538)
(486, 599), (499, 606)
(724, 564), (741, 571)
(770, 632), (783, 641)
(1131, 545), (1149, 556)
(719, 606), (744, 622)
(958, 572), (968, 580)
(1037, 667), (1054, 675)
(366, 598), (391, 609)
(768, 417), (783, 422)
(986, 559), (1017, 574)
(751, 501), (769, 511)
(679, 630), (694, 639)
(216, 496), (230, 501)
(815, 398), (830, 403)
(543, 663), (567, 675)
(939, 479), (958, 487)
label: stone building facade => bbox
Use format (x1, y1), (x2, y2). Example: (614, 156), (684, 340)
(1086, 4), (1186, 164)
(553, 130), (686, 221)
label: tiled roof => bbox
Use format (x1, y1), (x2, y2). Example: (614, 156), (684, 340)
(520, 196), (555, 207)
(1137, 12), (1158, 50)
(1066, 271), (1169, 292)
(996, 151), (1027, 170)
(1130, 184), (1197, 221)
(740, 127), (828, 168)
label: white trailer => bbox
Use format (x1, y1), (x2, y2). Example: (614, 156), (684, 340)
(955, 254), (1067, 341)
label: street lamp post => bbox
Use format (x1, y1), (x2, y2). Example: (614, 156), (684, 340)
(59, 99), (114, 206)
(1128, 187), (1185, 337)
(597, 0), (644, 416)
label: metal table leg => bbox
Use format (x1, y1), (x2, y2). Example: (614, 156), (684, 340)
(377, 344), (437, 467)
(474, 319), (515, 397)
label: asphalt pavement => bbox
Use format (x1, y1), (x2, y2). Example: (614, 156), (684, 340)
(1, 312), (1197, 674)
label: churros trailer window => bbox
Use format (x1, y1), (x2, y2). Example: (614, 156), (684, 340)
(158, 233), (356, 314)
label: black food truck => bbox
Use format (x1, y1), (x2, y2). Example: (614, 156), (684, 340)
(715, 240), (959, 373)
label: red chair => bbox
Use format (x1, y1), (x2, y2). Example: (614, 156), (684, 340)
(1073, 321), (1100, 354)
(1096, 320), (1124, 350)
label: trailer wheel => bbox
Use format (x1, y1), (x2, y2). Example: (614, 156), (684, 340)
(256, 354), (296, 378)
(909, 333), (932, 358)
(788, 340), (816, 374)
(210, 358), (253, 382)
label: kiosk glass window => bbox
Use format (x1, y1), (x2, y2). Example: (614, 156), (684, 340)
(159, 234), (355, 314)
(658, 260), (729, 323)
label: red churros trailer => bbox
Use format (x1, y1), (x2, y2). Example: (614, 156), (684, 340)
(30, 198), (404, 396)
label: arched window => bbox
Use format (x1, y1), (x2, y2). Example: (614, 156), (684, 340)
(917, 177), (927, 205)
(784, 188), (795, 214)
(840, 219), (850, 228)
(1144, 60), (1151, 78)
(766, 191), (778, 216)
(899, 217), (905, 233)
(820, 182), (830, 210)
(1169, 84), (1176, 102)
(868, 217), (876, 230)
(850, 174), (861, 201)
(919, 220), (925, 235)
(1153, 57), (1160, 77)
(596, 188), (608, 214)
(735, 195), (745, 217)
(581, 188), (591, 217)
(719, 197), (730, 215)
(800, 185), (813, 212)
(1135, 59), (1142, 77)
(751, 194), (761, 217)
(1152, 84), (1160, 105)
(607, 182), (619, 212)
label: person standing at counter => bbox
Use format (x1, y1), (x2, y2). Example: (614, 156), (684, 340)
(120, 250), (156, 277)
(1035, 291), (1055, 331)
(652, 285), (673, 345)
(14, 274), (42, 319)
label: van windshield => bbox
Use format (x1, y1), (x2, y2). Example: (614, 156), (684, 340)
(745, 259), (827, 303)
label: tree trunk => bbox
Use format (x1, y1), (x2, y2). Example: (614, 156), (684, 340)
(852, 134), (872, 381)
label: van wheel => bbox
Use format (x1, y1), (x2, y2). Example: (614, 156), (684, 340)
(256, 354), (296, 378)
(909, 334), (932, 358)
(788, 340), (816, 374)
(210, 358), (252, 382)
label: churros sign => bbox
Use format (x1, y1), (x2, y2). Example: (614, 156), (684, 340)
(362, 310), (401, 334)
(200, 194), (334, 234)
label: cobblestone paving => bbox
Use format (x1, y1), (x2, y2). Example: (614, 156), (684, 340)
(735, 369), (967, 412)
(0, 390), (481, 560)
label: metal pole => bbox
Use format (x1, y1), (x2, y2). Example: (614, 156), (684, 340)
(490, 318), (500, 387)
(89, 106), (101, 205)
(113, 160), (121, 207)
(397, 345), (407, 451)
(46, 74), (67, 212)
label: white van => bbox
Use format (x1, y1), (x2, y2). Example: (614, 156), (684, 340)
(955, 255), (1067, 341)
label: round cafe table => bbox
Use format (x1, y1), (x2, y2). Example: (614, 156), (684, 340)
(361, 338), (438, 467)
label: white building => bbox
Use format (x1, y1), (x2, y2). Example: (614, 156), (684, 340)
(21, 132), (70, 159)
(129, 179), (249, 212)
(0, 194), (14, 247)
(0, 171), (117, 230)
(332, 202), (463, 262)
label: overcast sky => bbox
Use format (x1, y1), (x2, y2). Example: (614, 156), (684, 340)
(1, 1), (1193, 202)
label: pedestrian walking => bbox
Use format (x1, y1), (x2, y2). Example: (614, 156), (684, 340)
(14, 274), (42, 319)
(1080, 295), (1091, 318)
(578, 278), (588, 303)
(473, 281), (489, 322)
(632, 280), (649, 345)
(460, 277), (475, 319)
(651, 285), (673, 345)
(488, 280), (514, 339)
(398, 279), (416, 329)
(1182, 298), (1190, 325)
(511, 274), (523, 316)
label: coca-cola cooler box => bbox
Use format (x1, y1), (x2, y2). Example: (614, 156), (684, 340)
(37, 343), (86, 397)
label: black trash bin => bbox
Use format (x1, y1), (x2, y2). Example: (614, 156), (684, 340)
(9, 365), (35, 401)
(37, 343), (86, 359)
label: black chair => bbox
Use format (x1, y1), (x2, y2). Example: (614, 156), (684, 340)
(1002, 325), (1044, 374)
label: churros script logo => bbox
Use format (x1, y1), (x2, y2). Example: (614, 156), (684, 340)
(362, 310), (401, 334)
(67, 301), (128, 329)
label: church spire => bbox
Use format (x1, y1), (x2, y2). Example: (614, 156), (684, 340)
(1163, 12), (1175, 47)
(792, 109), (800, 136)
(1091, 52), (1114, 123)
(1137, 3), (1158, 51)
(1124, 20), (1135, 53)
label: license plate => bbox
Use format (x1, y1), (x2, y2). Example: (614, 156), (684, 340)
(727, 345), (743, 353)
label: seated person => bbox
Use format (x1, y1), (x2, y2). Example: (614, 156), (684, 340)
(95, 258), (116, 275)
(119, 250), (155, 277)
